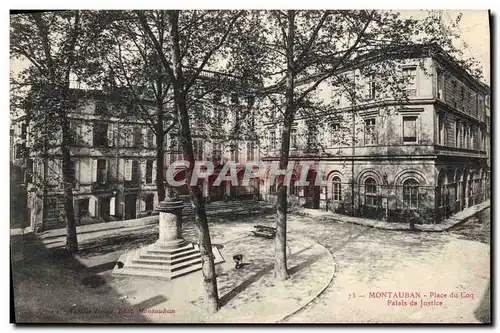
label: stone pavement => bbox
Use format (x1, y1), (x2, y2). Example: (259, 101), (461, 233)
(11, 201), (490, 323)
(298, 200), (490, 232)
(12, 214), (334, 323)
(283, 209), (491, 323)
(107, 226), (334, 323)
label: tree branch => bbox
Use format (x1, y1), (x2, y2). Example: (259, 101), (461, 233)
(296, 11), (373, 104)
(184, 10), (244, 92)
(135, 11), (176, 82)
(295, 11), (331, 68)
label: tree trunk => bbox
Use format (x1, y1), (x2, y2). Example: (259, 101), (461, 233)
(168, 10), (220, 313)
(274, 10), (296, 281)
(61, 117), (78, 253)
(156, 106), (166, 202)
(175, 89), (220, 313)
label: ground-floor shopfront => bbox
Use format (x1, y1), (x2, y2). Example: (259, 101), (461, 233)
(261, 157), (489, 224)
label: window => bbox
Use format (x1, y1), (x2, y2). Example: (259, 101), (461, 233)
(246, 95), (255, 108)
(364, 118), (377, 145)
(65, 160), (77, 187)
(246, 142), (255, 161)
(459, 86), (464, 111)
(26, 159), (33, 183)
(20, 123), (27, 139)
(403, 179), (419, 209)
(70, 121), (84, 145)
(146, 129), (154, 148)
(133, 127), (143, 148)
(212, 91), (222, 104)
(231, 93), (239, 104)
(123, 127), (133, 147)
(95, 99), (108, 115)
(193, 140), (203, 160)
(169, 135), (183, 162)
(438, 113), (446, 146)
(332, 176), (342, 201)
(212, 142), (222, 163)
(231, 143), (238, 163)
(96, 159), (107, 183)
(451, 81), (457, 108)
(93, 122), (108, 147)
(290, 176), (299, 196)
(465, 90), (472, 114)
(14, 143), (24, 159)
(455, 121), (461, 148)
(402, 67), (417, 96)
(145, 195), (154, 211)
(131, 160), (140, 183)
(464, 125), (470, 149)
(291, 128), (298, 148)
(269, 131), (276, 150)
(366, 74), (376, 100)
(365, 178), (378, 206)
(437, 69), (444, 99)
(471, 126), (476, 150)
(146, 160), (153, 184)
(403, 116), (417, 143)
(47, 197), (60, 219)
(330, 123), (341, 146)
(307, 124), (317, 147)
(269, 182), (277, 195)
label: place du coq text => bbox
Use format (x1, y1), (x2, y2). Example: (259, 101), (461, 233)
(366, 291), (475, 307)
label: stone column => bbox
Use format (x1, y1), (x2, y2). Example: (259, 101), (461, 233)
(154, 197), (185, 248)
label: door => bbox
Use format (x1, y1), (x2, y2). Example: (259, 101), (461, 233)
(125, 194), (137, 220)
(99, 197), (110, 220)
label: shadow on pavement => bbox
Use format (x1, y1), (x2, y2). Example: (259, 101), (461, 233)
(474, 280), (491, 324)
(10, 233), (151, 323)
(219, 262), (275, 307)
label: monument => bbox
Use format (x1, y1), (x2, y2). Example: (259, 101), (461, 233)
(113, 195), (224, 279)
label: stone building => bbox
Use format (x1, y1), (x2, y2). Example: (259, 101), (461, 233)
(259, 45), (490, 223)
(17, 69), (259, 231)
(10, 117), (29, 228)
(164, 70), (260, 201)
(21, 90), (160, 231)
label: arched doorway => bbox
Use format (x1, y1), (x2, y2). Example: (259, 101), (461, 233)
(304, 169), (320, 209)
(436, 169), (448, 221)
(461, 171), (468, 210)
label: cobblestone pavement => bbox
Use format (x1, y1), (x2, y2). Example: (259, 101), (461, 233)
(284, 208), (491, 323)
(12, 202), (490, 323)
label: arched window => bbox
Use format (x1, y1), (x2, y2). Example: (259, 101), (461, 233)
(403, 179), (419, 209)
(332, 176), (342, 201)
(365, 177), (378, 206)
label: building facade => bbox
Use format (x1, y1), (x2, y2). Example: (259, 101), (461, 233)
(15, 69), (260, 231)
(260, 46), (490, 224)
(21, 92), (160, 231)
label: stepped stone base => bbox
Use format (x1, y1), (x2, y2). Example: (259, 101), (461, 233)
(112, 240), (225, 280)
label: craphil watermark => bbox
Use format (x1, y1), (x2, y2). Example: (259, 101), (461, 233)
(164, 160), (328, 188)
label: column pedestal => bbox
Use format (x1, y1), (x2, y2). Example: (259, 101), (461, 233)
(113, 197), (224, 280)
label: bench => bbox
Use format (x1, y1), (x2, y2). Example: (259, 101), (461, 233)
(252, 225), (276, 239)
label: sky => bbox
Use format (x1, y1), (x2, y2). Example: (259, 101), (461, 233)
(399, 10), (490, 85)
(9, 10), (491, 86)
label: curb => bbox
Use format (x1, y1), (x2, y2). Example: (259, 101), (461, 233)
(298, 202), (490, 233)
(277, 240), (336, 323)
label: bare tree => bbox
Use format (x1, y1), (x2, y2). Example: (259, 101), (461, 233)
(135, 9), (245, 313)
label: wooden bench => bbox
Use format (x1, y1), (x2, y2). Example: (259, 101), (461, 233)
(252, 225), (276, 239)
